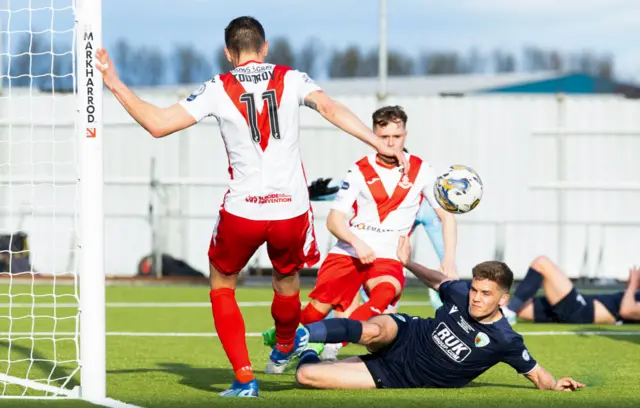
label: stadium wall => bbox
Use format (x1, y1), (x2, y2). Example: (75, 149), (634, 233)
(1, 90), (639, 280)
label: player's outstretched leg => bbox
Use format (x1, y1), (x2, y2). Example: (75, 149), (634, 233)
(502, 259), (545, 324)
(341, 277), (401, 346)
(209, 265), (258, 397)
(295, 315), (399, 389)
(514, 256), (576, 322)
(321, 292), (361, 361)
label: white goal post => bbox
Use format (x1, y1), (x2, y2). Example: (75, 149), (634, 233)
(77, 0), (105, 401)
(0, 0), (105, 401)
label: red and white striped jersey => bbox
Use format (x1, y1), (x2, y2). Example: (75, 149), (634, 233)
(330, 153), (441, 261)
(179, 61), (321, 221)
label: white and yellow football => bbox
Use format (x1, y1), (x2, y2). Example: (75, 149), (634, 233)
(433, 165), (483, 214)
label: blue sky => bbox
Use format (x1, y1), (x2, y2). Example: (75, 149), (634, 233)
(105, 0), (640, 82)
(1, 0), (639, 82)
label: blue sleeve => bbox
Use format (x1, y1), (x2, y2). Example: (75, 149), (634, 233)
(438, 280), (469, 306)
(415, 202), (445, 261)
(501, 336), (538, 375)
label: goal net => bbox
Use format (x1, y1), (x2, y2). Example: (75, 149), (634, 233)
(0, 0), (104, 400)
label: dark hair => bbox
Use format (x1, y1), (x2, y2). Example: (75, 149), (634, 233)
(372, 105), (408, 128)
(472, 261), (514, 292)
(224, 16), (266, 57)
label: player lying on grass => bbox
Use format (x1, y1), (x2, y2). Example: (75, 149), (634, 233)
(97, 15), (407, 398)
(291, 236), (585, 391)
(502, 255), (640, 325)
(262, 106), (457, 371)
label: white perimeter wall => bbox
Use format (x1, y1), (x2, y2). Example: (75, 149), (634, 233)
(1, 89), (639, 280)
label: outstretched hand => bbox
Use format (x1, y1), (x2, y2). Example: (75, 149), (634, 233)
(553, 377), (585, 392)
(95, 47), (120, 90)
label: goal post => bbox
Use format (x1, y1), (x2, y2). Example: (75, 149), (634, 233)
(77, 0), (105, 402)
(0, 0), (105, 401)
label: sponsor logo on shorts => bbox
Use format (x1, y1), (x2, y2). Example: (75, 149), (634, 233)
(432, 322), (471, 363)
(245, 193), (292, 204)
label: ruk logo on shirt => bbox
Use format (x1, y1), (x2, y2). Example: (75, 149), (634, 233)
(432, 322), (471, 363)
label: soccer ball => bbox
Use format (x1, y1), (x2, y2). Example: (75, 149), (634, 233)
(433, 165), (483, 214)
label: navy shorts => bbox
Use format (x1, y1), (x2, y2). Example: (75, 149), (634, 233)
(533, 288), (594, 324)
(359, 313), (417, 389)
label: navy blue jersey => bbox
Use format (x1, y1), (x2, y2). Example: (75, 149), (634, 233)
(395, 280), (538, 388)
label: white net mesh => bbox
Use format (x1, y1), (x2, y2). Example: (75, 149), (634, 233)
(0, 0), (80, 397)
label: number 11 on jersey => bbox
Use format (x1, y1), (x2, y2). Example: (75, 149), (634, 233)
(240, 90), (281, 143)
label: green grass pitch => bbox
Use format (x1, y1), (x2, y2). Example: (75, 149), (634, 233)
(0, 283), (639, 407)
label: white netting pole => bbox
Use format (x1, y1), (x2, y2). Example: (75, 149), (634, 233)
(76, 0), (105, 401)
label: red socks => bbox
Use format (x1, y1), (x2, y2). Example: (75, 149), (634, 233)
(271, 291), (301, 353)
(301, 301), (330, 325)
(341, 282), (397, 347)
(349, 282), (398, 322)
(210, 288), (254, 383)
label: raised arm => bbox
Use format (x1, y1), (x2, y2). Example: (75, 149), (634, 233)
(396, 236), (450, 290)
(304, 90), (409, 171)
(619, 267), (640, 321)
(524, 365), (585, 392)
(96, 48), (196, 138)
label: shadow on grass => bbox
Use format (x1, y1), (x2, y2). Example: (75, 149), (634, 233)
(109, 362), (295, 393)
(0, 340), (79, 392)
(466, 382), (532, 390)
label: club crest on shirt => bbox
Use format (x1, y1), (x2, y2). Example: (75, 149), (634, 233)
(398, 175), (413, 189)
(474, 332), (490, 348)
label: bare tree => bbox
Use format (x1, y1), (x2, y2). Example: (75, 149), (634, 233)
(9, 33), (49, 87)
(133, 46), (166, 86)
(492, 49), (516, 73)
(328, 45), (362, 78)
(419, 51), (465, 75)
(387, 50), (415, 76)
(297, 37), (323, 77)
(112, 38), (136, 84)
(464, 48), (485, 74)
(215, 46), (233, 73)
(173, 45), (212, 84)
(266, 37), (296, 67)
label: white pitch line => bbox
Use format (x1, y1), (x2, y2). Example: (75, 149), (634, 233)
(1, 331), (639, 338)
(89, 397), (145, 408)
(0, 301), (433, 308)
